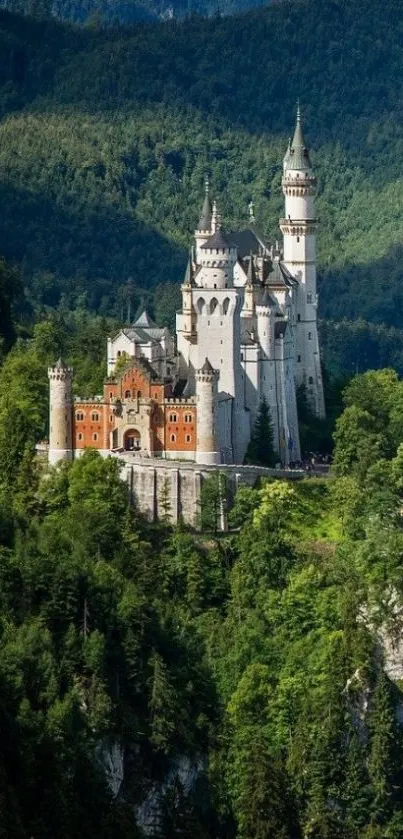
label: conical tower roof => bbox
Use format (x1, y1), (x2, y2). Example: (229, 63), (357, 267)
(284, 104), (312, 171)
(183, 249), (195, 285)
(198, 178), (212, 230)
(134, 310), (157, 328)
(201, 357), (215, 375)
(55, 357), (67, 369)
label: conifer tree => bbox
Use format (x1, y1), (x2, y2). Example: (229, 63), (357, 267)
(244, 396), (277, 467)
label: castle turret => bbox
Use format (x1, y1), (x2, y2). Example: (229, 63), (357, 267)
(48, 358), (73, 466)
(181, 250), (197, 342)
(195, 178), (213, 263)
(195, 358), (220, 465)
(199, 225), (237, 289)
(279, 106), (325, 418)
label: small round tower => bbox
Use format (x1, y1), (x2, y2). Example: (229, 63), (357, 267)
(195, 358), (220, 465)
(48, 358), (73, 466)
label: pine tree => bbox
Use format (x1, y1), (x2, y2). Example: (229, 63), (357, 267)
(368, 670), (403, 826)
(244, 396), (277, 467)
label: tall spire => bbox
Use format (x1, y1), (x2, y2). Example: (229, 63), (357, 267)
(247, 252), (257, 285)
(198, 176), (212, 230)
(284, 103), (312, 171)
(183, 248), (195, 286)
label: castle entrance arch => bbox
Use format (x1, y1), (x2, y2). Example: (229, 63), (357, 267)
(124, 429), (141, 451)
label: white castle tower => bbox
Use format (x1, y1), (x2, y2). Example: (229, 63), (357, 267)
(195, 358), (220, 465)
(280, 107), (325, 417)
(176, 197), (245, 463)
(48, 358), (73, 466)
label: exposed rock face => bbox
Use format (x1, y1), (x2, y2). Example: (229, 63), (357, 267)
(361, 588), (403, 683)
(136, 755), (204, 835)
(95, 740), (125, 798)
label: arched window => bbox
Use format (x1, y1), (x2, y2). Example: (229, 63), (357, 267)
(137, 390), (142, 399)
(117, 351), (121, 357)
(308, 376), (314, 385)
(76, 411), (84, 421)
(184, 414), (192, 423)
(170, 433), (176, 443)
(169, 413), (177, 423)
(185, 434), (191, 443)
(196, 297), (206, 314)
(91, 412), (99, 422)
(223, 297), (230, 315)
(210, 297), (218, 314)
(77, 433), (83, 441)
(93, 433), (98, 441)
(125, 389), (131, 399)
(308, 332), (312, 340)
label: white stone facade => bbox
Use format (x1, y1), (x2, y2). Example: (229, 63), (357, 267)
(49, 112), (325, 473)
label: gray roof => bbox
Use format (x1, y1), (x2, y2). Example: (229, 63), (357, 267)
(201, 357), (215, 374)
(259, 289), (277, 307)
(266, 259), (298, 288)
(134, 310), (157, 329)
(198, 192), (212, 230)
(228, 227), (270, 258)
(201, 229), (233, 250)
(123, 326), (166, 344)
(183, 252), (195, 286)
(284, 109), (313, 171)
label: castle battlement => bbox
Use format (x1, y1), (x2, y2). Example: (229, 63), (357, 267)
(164, 397), (197, 404)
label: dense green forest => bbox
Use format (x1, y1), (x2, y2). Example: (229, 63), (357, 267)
(0, 0), (402, 373)
(3, 327), (403, 836)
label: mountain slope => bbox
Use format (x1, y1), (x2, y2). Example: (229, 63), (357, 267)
(0, 0), (402, 344)
(0, 0), (269, 22)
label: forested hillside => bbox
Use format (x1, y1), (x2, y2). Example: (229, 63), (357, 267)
(0, 0), (403, 372)
(2, 355), (403, 836)
(0, 0), (269, 24)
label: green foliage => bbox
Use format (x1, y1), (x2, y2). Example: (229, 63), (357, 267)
(3, 363), (403, 835)
(199, 472), (227, 533)
(0, 0), (402, 372)
(244, 395), (277, 467)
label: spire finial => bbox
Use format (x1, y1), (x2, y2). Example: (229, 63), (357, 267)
(296, 99), (301, 124)
(248, 200), (255, 224)
(205, 174), (209, 196)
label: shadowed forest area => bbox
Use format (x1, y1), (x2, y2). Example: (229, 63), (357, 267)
(0, 0), (401, 372)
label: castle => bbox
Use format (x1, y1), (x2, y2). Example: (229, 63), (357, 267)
(48, 110), (325, 475)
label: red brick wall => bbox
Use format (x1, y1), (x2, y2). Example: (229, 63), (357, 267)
(73, 403), (108, 451)
(164, 405), (196, 452)
(119, 368), (150, 400)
